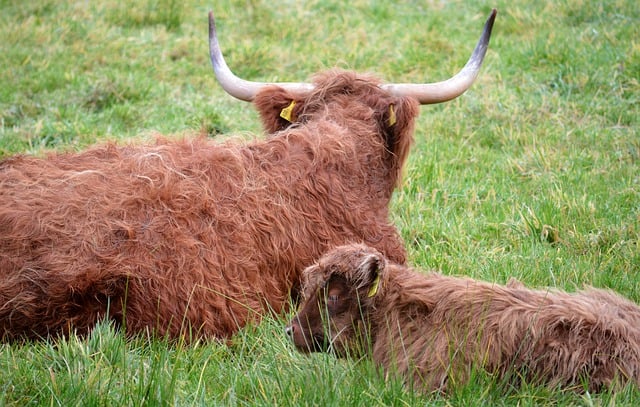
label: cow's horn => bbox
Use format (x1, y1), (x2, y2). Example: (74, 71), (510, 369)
(381, 9), (497, 104)
(209, 9), (496, 104)
(209, 12), (313, 102)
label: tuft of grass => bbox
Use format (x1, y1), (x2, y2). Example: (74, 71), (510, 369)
(1, 0), (639, 404)
(106, 0), (184, 32)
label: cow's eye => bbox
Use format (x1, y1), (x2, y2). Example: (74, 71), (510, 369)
(327, 295), (339, 303)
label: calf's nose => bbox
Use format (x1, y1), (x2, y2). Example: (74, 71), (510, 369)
(285, 324), (295, 337)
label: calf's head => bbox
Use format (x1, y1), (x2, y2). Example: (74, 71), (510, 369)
(285, 244), (387, 357)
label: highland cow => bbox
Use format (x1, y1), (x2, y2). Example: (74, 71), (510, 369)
(287, 244), (640, 393)
(0, 11), (495, 341)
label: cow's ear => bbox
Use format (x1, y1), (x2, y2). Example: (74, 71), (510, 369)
(254, 86), (302, 133)
(377, 96), (418, 186)
(355, 253), (386, 298)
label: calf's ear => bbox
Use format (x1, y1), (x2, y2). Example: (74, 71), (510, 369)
(355, 253), (386, 298)
(301, 264), (325, 298)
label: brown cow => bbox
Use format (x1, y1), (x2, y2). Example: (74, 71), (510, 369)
(0, 10), (495, 341)
(287, 244), (640, 393)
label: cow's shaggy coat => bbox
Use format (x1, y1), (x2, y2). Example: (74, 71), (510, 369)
(287, 244), (640, 392)
(0, 70), (417, 341)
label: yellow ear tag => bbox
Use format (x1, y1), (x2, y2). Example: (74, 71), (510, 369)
(280, 100), (296, 122)
(387, 104), (397, 126)
(367, 272), (381, 298)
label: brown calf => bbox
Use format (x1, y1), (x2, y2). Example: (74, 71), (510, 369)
(287, 244), (640, 392)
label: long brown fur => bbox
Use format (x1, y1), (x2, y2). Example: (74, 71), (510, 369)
(287, 244), (640, 393)
(0, 70), (418, 341)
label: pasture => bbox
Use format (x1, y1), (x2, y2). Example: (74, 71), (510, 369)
(1, 0), (638, 404)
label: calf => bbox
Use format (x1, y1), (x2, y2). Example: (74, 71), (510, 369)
(287, 244), (640, 392)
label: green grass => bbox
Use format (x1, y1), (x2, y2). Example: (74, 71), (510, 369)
(1, 0), (639, 404)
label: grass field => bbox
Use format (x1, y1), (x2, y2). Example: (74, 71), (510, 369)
(1, 0), (639, 404)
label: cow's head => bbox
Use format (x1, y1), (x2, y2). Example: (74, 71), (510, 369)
(285, 244), (388, 357)
(207, 9), (495, 190)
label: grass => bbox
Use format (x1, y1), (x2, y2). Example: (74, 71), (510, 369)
(1, 0), (639, 404)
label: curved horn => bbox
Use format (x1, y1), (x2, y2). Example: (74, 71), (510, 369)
(209, 12), (313, 102)
(381, 9), (497, 104)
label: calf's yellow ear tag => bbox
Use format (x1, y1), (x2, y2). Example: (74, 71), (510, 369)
(280, 100), (296, 122)
(367, 272), (381, 297)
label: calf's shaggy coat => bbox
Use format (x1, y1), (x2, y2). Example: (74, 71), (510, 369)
(287, 244), (640, 392)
